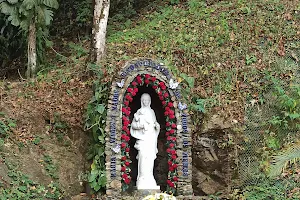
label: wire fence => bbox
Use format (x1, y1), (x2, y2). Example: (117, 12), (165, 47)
(238, 48), (300, 185)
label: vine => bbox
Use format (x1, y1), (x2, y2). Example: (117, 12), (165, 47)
(85, 80), (110, 192)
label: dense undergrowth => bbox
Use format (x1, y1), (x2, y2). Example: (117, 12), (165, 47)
(1, 0), (300, 199)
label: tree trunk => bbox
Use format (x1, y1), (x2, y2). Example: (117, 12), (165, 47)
(26, 17), (37, 78)
(90, 0), (110, 64)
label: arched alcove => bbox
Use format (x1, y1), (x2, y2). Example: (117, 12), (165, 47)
(104, 58), (193, 198)
(127, 83), (168, 191)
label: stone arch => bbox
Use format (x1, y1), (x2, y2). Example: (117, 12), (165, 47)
(105, 58), (193, 198)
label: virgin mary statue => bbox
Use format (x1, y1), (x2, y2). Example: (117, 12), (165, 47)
(130, 93), (160, 190)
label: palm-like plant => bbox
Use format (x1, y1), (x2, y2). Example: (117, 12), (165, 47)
(269, 142), (300, 177)
(0, 0), (58, 78)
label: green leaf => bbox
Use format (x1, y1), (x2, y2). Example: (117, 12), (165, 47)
(8, 14), (20, 26)
(7, 0), (19, 4)
(43, 8), (53, 25)
(96, 104), (105, 114)
(22, 0), (35, 10)
(98, 175), (106, 187)
(88, 173), (97, 182)
(43, 0), (58, 9)
(180, 73), (195, 88)
(0, 2), (14, 15)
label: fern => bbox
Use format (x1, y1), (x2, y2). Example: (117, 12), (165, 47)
(269, 143), (300, 177)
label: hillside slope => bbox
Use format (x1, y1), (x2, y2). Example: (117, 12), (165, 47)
(0, 0), (299, 199)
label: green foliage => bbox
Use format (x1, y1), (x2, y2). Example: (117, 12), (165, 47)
(268, 143), (300, 178)
(85, 76), (110, 192)
(245, 54), (257, 65)
(0, 161), (63, 199)
(0, 0), (58, 31)
(236, 176), (300, 200)
(0, 13), (24, 71)
(0, 115), (16, 138)
(0, 0), (58, 75)
(43, 155), (59, 179)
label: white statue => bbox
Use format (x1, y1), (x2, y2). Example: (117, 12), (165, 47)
(130, 93), (160, 190)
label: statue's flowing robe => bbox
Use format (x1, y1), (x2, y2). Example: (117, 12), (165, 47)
(130, 107), (160, 188)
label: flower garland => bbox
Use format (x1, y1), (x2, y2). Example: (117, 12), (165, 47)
(121, 74), (178, 194)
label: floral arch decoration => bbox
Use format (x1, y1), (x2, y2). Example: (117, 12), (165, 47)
(105, 59), (193, 198)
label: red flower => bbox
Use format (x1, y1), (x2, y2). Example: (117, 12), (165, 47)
(172, 137), (176, 142)
(169, 181), (174, 188)
(153, 85), (158, 89)
(162, 101), (166, 106)
(132, 81), (138, 86)
(171, 149), (176, 155)
(167, 136), (172, 141)
(158, 91), (162, 96)
(159, 96), (164, 101)
(164, 92), (169, 98)
(122, 126), (128, 131)
(169, 143), (175, 148)
(167, 148), (171, 153)
(122, 107), (127, 113)
(145, 79), (150, 85)
(125, 147), (130, 152)
(121, 156), (126, 161)
(168, 102), (173, 107)
(121, 143), (126, 148)
(145, 74), (151, 79)
(165, 106), (170, 111)
(161, 85), (166, 90)
(173, 176), (178, 182)
(169, 166), (174, 171)
(173, 164), (178, 169)
(164, 111), (169, 116)
(133, 88), (138, 93)
(169, 115), (175, 119)
(166, 122), (170, 127)
(159, 82), (165, 87)
(171, 123), (176, 129)
(169, 110), (174, 115)
(168, 161), (172, 166)
(167, 180), (172, 185)
(169, 129), (175, 134)
(125, 161), (130, 166)
(124, 177), (131, 184)
(121, 166), (126, 172)
(124, 101), (129, 106)
(166, 131), (170, 136)
(122, 174), (128, 179)
(151, 77), (156, 82)
(125, 94), (132, 101)
(131, 91), (136, 96)
(127, 88), (133, 93)
(123, 120), (130, 126)
(124, 136), (130, 142)
(171, 155), (177, 160)
(137, 77), (143, 84)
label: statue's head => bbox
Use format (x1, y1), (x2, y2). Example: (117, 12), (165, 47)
(141, 93), (151, 108)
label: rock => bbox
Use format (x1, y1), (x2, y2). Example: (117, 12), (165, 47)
(200, 178), (223, 195)
(71, 193), (90, 200)
(201, 114), (231, 133)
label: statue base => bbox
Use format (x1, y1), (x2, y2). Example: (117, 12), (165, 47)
(137, 185), (160, 190)
(133, 186), (161, 196)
